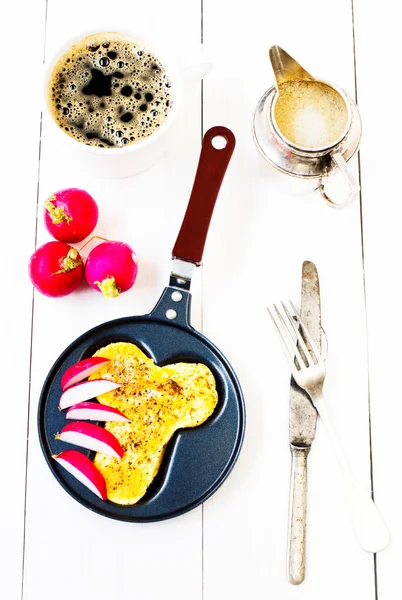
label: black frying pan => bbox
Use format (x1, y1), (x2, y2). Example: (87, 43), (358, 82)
(38, 126), (245, 522)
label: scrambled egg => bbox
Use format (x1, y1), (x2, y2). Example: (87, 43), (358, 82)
(89, 342), (218, 505)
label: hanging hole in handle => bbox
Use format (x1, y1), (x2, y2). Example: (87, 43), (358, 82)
(211, 135), (227, 150)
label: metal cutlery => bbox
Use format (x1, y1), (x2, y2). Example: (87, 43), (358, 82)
(286, 261), (321, 584)
(269, 291), (389, 558)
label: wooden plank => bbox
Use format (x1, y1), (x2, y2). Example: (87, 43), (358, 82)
(202, 0), (376, 597)
(0, 2), (46, 598)
(353, 1), (402, 597)
(22, 3), (203, 599)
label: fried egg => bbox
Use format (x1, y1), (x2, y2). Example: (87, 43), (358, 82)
(89, 342), (218, 505)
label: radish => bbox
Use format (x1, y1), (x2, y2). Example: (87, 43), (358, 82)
(28, 241), (84, 297)
(59, 379), (122, 410)
(61, 357), (110, 391)
(85, 240), (138, 298)
(57, 422), (124, 459)
(66, 402), (130, 422)
(53, 449), (107, 500)
(44, 188), (99, 243)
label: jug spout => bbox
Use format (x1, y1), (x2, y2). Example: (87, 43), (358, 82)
(269, 46), (315, 87)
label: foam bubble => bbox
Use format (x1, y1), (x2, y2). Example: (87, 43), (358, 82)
(47, 32), (173, 148)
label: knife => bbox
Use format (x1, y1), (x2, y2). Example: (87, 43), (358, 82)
(287, 260), (321, 585)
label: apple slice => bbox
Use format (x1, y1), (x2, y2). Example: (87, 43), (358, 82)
(66, 402), (130, 422)
(61, 357), (110, 391)
(52, 449), (107, 500)
(59, 379), (122, 410)
(57, 421), (124, 459)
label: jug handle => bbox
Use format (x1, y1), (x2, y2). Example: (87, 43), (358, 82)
(315, 152), (360, 209)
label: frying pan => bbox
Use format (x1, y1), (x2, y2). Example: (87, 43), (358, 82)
(38, 126), (245, 522)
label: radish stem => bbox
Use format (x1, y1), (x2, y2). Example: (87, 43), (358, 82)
(95, 276), (120, 298)
(78, 235), (109, 254)
(55, 248), (83, 274)
(45, 196), (71, 225)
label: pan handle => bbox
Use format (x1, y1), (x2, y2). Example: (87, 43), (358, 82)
(172, 126), (236, 266)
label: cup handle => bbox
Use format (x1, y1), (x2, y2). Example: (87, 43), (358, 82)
(177, 45), (213, 84)
(316, 152), (360, 209)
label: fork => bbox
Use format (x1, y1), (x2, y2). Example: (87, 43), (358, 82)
(269, 301), (389, 553)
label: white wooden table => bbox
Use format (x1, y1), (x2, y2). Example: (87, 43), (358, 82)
(2, 1), (399, 598)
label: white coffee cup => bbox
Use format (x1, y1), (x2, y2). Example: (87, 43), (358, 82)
(44, 30), (211, 179)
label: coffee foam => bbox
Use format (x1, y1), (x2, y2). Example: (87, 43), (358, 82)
(48, 33), (173, 148)
(273, 80), (349, 149)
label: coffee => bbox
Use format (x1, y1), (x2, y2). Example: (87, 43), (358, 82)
(47, 33), (173, 148)
(273, 80), (349, 149)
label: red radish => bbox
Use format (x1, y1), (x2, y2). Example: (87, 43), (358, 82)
(57, 422), (124, 459)
(61, 357), (110, 391)
(53, 449), (107, 500)
(85, 241), (138, 298)
(44, 188), (99, 243)
(28, 241), (84, 297)
(66, 402), (130, 422)
(59, 379), (122, 410)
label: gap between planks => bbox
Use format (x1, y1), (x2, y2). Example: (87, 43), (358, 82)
(21, 1), (49, 598)
(350, 0), (378, 597)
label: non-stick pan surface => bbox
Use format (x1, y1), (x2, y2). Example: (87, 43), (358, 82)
(38, 127), (245, 522)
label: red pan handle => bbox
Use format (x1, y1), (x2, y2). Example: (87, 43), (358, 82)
(172, 126), (236, 266)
